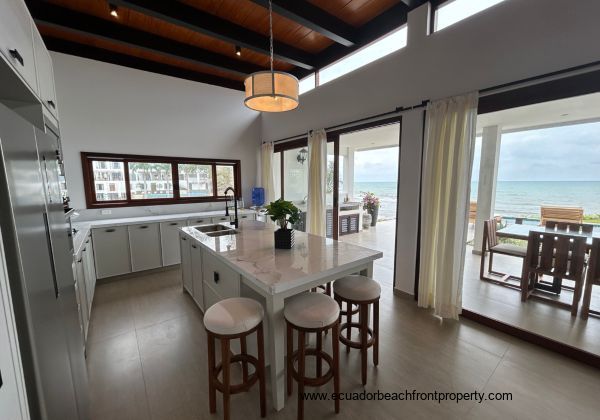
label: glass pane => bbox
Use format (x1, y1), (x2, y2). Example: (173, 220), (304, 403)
(283, 148), (309, 204)
(216, 165), (235, 195)
(319, 26), (407, 86)
(435, 0), (505, 31)
(178, 163), (213, 197)
(128, 162), (173, 200)
(299, 73), (316, 94)
(92, 160), (127, 201)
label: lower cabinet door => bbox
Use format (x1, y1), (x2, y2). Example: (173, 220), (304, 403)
(191, 244), (204, 311)
(180, 234), (192, 294)
(93, 226), (131, 279)
(128, 223), (162, 272)
(160, 220), (185, 266)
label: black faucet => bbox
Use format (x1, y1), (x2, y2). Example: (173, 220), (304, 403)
(224, 187), (238, 228)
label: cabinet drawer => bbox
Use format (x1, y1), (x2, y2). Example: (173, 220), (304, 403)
(188, 217), (212, 226)
(92, 226), (131, 279)
(211, 216), (231, 224)
(160, 220), (185, 266)
(239, 213), (255, 221)
(203, 254), (239, 300)
(128, 223), (162, 272)
(0, 0), (37, 92)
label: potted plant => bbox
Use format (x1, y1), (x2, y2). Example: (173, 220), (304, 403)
(362, 192), (380, 227)
(265, 198), (300, 249)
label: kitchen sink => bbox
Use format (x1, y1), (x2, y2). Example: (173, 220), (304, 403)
(194, 224), (233, 233)
(205, 230), (238, 237)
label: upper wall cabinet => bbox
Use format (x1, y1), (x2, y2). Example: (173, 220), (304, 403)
(32, 28), (58, 119)
(0, 0), (38, 93)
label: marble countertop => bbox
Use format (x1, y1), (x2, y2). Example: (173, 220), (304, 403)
(71, 209), (255, 256)
(180, 220), (382, 295)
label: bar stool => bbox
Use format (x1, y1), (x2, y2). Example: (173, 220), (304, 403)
(333, 275), (381, 385)
(203, 297), (266, 420)
(285, 293), (340, 420)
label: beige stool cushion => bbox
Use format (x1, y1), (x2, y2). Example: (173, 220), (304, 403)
(333, 275), (381, 302)
(204, 297), (264, 336)
(284, 293), (340, 329)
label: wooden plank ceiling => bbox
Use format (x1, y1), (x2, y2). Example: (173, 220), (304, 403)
(25, 0), (429, 91)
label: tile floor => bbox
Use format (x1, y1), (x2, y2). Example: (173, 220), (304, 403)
(87, 264), (600, 419)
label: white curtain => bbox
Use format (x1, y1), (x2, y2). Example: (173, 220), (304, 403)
(306, 129), (327, 236)
(261, 142), (275, 204)
(418, 92), (478, 319)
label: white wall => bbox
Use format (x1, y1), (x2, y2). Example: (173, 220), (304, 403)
(261, 0), (600, 141)
(261, 0), (600, 294)
(52, 53), (261, 218)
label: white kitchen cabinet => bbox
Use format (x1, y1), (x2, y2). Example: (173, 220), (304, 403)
(32, 28), (58, 118)
(160, 220), (186, 266)
(72, 257), (88, 341)
(0, 0), (37, 93)
(211, 215), (232, 224)
(202, 250), (240, 301)
(128, 223), (162, 272)
(239, 213), (256, 221)
(187, 217), (212, 226)
(180, 233), (193, 294)
(81, 238), (96, 312)
(92, 226), (131, 279)
(190, 243), (204, 311)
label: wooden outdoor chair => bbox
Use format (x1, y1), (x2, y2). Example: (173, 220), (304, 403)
(522, 231), (587, 316)
(545, 220), (594, 234)
(480, 218), (527, 287)
(540, 206), (583, 226)
(581, 238), (600, 320)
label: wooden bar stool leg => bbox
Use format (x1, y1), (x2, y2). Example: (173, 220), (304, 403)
(221, 338), (231, 420)
(240, 335), (249, 383)
(332, 322), (340, 414)
(373, 300), (379, 366)
(297, 331), (306, 420)
(287, 322), (293, 396)
(316, 330), (323, 377)
(346, 301), (352, 354)
(257, 324), (266, 418)
(359, 304), (368, 386)
(207, 332), (217, 414)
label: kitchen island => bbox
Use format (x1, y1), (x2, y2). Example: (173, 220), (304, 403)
(179, 220), (382, 411)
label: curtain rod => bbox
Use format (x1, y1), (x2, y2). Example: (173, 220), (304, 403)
(268, 100), (429, 144)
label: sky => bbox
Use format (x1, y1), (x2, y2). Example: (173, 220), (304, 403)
(354, 147), (399, 182)
(471, 121), (600, 182)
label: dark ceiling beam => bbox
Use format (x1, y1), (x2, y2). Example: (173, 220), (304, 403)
(399, 0), (430, 8)
(111, 0), (316, 70)
(292, 2), (411, 80)
(43, 36), (244, 91)
(250, 0), (356, 47)
(27, 1), (262, 77)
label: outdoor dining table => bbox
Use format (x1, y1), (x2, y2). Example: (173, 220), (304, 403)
(496, 223), (600, 293)
(496, 224), (600, 249)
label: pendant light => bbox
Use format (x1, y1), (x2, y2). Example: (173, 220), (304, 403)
(244, 0), (299, 112)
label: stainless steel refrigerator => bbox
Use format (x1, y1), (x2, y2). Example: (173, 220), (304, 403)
(0, 102), (88, 419)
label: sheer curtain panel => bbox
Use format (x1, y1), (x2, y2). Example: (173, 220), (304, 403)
(418, 92), (478, 319)
(306, 129), (327, 236)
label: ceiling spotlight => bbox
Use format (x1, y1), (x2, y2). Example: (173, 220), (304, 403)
(235, 46), (241, 56)
(109, 4), (118, 18)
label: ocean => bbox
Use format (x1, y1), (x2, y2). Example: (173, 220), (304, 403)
(354, 180), (600, 221)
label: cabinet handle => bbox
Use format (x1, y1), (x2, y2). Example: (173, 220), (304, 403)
(47, 100), (56, 109)
(139, 225), (148, 229)
(169, 222), (178, 226)
(82, 247), (86, 253)
(85, 239), (90, 244)
(9, 49), (24, 66)
(77, 258), (82, 263)
(105, 228), (115, 233)
(213, 272), (220, 284)
(182, 237), (187, 241)
(191, 245), (197, 249)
